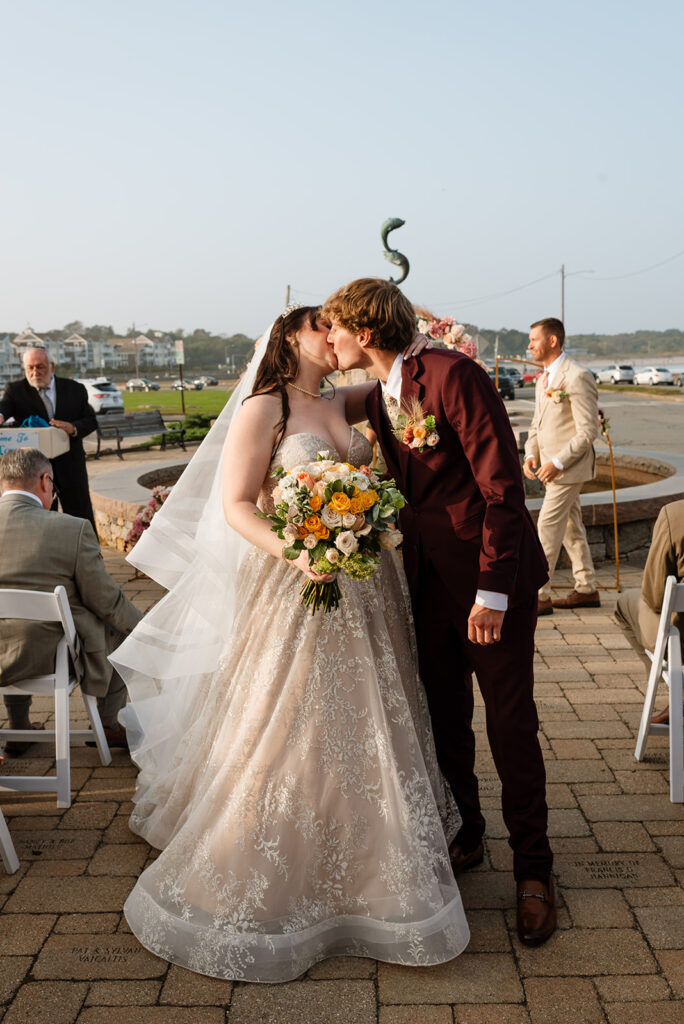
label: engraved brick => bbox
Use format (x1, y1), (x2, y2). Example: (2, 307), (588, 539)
(33, 933), (166, 980)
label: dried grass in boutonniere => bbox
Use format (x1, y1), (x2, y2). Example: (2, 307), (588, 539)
(393, 396), (440, 453)
(547, 388), (567, 404)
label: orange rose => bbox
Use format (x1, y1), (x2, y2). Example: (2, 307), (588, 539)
(330, 492), (351, 514)
(403, 428), (414, 444)
(296, 525), (308, 539)
(296, 472), (315, 490)
(304, 514), (322, 532)
(314, 524), (330, 540)
(362, 489), (379, 510)
(349, 497), (363, 515)
(413, 425), (427, 441)
(309, 495), (322, 512)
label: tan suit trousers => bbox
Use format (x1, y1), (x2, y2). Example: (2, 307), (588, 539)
(614, 589), (660, 670)
(537, 481), (597, 600)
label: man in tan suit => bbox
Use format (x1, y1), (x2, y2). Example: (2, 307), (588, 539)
(614, 499), (684, 722)
(523, 317), (600, 615)
(0, 448), (141, 752)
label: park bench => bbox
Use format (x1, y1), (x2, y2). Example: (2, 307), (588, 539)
(95, 410), (186, 459)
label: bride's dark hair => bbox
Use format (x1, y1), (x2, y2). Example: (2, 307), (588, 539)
(244, 305), (321, 451)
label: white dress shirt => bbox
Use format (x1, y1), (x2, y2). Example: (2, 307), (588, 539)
(2, 490), (42, 505)
(381, 355), (507, 612)
(525, 352), (567, 471)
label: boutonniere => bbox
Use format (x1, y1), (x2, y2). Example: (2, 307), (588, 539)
(393, 397), (440, 452)
(547, 388), (567, 404)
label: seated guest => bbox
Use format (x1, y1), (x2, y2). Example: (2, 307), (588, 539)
(614, 499), (684, 723)
(0, 448), (142, 752)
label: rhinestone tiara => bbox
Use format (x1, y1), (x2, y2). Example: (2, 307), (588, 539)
(282, 302), (304, 317)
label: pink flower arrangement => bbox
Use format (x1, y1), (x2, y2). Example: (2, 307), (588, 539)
(126, 485), (172, 550)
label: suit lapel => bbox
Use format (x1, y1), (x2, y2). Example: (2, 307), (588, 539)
(21, 379), (50, 421)
(397, 358), (427, 488)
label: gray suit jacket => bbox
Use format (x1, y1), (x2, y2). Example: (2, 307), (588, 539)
(0, 494), (141, 695)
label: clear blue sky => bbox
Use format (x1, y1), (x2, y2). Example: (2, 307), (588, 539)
(2, 0), (682, 337)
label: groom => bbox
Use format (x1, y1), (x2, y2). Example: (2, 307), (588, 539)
(324, 278), (556, 945)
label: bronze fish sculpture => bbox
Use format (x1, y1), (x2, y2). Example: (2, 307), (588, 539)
(381, 217), (410, 285)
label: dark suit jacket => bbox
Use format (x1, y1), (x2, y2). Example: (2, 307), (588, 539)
(0, 494), (141, 695)
(366, 349), (547, 608)
(0, 377), (97, 522)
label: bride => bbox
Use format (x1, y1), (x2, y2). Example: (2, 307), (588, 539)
(111, 304), (470, 982)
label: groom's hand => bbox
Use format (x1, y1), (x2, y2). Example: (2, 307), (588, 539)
(468, 604), (505, 645)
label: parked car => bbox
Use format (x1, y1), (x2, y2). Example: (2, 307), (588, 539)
(172, 379), (204, 391)
(595, 364), (635, 385)
(487, 369), (514, 401)
(497, 366), (522, 388)
(75, 377), (124, 414)
(196, 375), (218, 386)
(125, 377), (160, 392)
(634, 367), (675, 386)
(521, 369), (542, 386)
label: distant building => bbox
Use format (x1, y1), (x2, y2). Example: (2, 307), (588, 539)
(0, 329), (176, 384)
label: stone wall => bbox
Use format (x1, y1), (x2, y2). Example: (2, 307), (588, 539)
(92, 494), (143, 551)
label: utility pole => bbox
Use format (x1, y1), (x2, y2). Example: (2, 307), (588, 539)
(560, 264), (565, 324)
(284, 284), (291, 308)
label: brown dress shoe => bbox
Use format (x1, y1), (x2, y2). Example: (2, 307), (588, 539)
(448, 839), (484, 875)
(537, 598), (554, 616)
(552, 590), (601, 609)
(651, 705), (670, 725)
(85, 724), (129, 750)
(517, 876), (556, 946)
(4, 722), (46, 756)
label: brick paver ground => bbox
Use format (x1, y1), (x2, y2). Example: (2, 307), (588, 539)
(1, 554), (683, 1023)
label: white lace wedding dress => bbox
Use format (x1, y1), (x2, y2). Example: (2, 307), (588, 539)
(121, 429), (470, 982)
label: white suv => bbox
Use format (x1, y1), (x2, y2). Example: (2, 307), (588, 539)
(595, 364), (635, 385)
(75, 377), (124, 414)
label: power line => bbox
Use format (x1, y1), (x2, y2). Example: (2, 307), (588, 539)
(427, 271), (559, 311)
(580, 247), (684, 282)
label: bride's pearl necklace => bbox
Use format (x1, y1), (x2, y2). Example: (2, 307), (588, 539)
(288, 381), (322, 399)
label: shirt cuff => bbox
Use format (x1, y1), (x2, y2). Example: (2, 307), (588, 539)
(475, 590), (508, 612)
(72, 426), (78, 437)
(551, 457), (564, 471)
(524, 454), (535, 462)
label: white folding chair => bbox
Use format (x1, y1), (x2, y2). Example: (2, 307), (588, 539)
(0, 586), (111, 809)
(634, 576), (684, 803)
(0, 760), (19, 872)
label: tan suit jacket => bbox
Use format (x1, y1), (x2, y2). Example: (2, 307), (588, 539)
(524, 355), (599, 484)
(0, 494), (141, 696)
(642, 499), (684, 640)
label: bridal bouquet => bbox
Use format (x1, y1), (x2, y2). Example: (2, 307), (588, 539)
(125, 486), (172, 551)
(416, 315), (478, 359)
(259, 455), (405, 614)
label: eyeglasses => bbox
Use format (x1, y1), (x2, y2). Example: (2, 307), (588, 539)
(42, 472), (60, 498)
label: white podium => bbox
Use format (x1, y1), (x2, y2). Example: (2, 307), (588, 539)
(0, 426), (69, 458)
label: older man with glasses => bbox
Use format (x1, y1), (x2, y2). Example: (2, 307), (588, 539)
(0, 448), (141, 753)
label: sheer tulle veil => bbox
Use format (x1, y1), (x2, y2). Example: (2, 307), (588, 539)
(110, 327), (273, 764)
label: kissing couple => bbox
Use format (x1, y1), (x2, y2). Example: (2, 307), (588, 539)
(111, 277), (554, 983)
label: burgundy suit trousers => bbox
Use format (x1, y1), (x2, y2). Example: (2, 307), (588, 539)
(411, 551), (553, 883)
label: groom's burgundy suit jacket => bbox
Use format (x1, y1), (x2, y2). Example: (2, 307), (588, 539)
(366, 349), (547, 608)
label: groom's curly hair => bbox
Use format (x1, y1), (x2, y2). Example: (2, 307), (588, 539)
(322, 278), (415, 353)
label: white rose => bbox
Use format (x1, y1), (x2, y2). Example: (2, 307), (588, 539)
(342, 512), (357, 528)
(286, 507), (300, 522)
(353, 514), (366, 531)
(379, 528), (403, 550)
(321, 505), (342, 529)
(335, 530), (359, 555)
(350, 472), (369, 490)
(313, 480), (326, 498)
(322, 471), (338, 483)
(452, 324), (465, 340)
(283, 525), (299, 544)
(426, 432), (439, 447)
(308, 465), (323, 481)
(325, 547), (340, 563)
(356, 523), (372, 536)
(272, 485), (283, 504)
(303, 534), (317, 549)
(316, 455), (334, 467)
(411, 437), (423, 448)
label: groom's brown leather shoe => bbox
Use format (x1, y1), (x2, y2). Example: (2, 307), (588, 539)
(537, 598), (554, 616)
(448, 839), (484, 875)
(516, 876), (556, 946)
